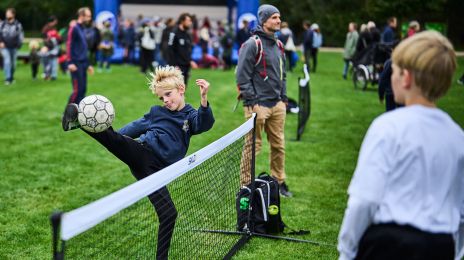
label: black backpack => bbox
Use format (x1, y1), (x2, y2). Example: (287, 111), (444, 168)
(236, 172), (285, 234)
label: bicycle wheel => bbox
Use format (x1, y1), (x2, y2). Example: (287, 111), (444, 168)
(353, 65), (368, 90)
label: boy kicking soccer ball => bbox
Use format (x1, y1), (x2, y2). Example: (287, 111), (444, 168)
(62, 66), (215, 259)
(337, 31), (464, 260)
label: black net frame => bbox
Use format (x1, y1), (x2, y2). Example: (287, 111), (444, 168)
(51, 116), (257, 259)
(297, 74), (311, 141)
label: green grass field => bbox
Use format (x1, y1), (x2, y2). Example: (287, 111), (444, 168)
(1, 52), (463, 259)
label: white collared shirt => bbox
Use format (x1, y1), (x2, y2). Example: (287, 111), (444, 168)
(338, 105), (464, 259)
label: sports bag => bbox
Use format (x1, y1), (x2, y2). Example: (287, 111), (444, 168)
(236, 172), (285, 234)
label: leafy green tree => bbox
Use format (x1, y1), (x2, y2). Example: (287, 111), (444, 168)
(0, 0), (92, 36)
(263, 0), (462, 48)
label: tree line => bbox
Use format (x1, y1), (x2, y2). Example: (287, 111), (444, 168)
(1, 0), (462, 49)
(264, 0), (463, 49)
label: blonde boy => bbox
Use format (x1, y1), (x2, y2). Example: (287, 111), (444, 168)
(62, 66), (215, 259)
(338, 31), (464, 260)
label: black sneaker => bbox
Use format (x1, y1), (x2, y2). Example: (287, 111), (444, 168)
(279, 182), (293, 198)
(62, 103), (80, 131)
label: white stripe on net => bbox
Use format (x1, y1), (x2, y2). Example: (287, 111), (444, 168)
(61, 114), (255, 241)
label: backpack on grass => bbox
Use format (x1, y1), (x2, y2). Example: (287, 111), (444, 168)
(236, 172), (285, 234)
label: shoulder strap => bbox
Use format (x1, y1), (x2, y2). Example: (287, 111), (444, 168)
(276, 39), (285, 56)
(251, 35), (269, 80)
(253, 35), (263, 66)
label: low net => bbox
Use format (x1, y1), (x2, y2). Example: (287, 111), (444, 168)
(51, 115), (256, 259)
(297, 64), (311, 141)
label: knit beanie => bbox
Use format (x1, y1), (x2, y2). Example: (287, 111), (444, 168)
(258, 4), (280, 26)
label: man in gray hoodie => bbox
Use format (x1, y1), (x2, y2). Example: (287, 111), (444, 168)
(236, 4), (292, 197)
(0, 8), (23, 85)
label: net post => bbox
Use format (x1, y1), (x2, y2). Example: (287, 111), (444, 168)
(250, 113), (257, 192)
(247, 113), (257, 233)
(250, 232), (335, 247)
(50, 212), (64, 260)
(297, 64), (311, 141)
(297, 76), (302, 141)
(223, 235), (251, 260)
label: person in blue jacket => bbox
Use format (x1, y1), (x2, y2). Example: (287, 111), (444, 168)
(62, 66), (215, 259)
(66, 7), (94, 105)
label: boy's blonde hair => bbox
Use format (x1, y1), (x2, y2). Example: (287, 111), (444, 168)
(148, 66), (185, 94)
(29, 40), (40, 50)
(392, 31), (456, 101)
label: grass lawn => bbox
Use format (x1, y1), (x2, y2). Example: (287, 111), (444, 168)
(0, 52), (463, 259)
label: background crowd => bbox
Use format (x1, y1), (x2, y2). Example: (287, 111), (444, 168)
(2, 6), (461, 87)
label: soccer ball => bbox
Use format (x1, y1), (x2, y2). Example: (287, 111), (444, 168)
(78, 95), (115, 133)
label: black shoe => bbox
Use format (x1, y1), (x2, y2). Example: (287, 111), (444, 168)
(279, 182), (293, 197)
(62, 103), (80, 131)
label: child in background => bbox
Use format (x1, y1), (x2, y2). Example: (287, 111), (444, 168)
(39, 46), (50, 80)
(310, 23), (323, 73)
(28, 40), (40, 80)
(98, 20), (114, 73)
(337, 31), (464, 260)
(44, 29), (61, 80)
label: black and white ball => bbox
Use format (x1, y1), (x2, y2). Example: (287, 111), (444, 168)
(78, 95), (115, 133)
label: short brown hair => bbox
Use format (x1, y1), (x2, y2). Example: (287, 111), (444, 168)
(177, 13), (191, 25)
(303, 20), (311, 28)
(6, 8), (16, 16)
(77, 7), (91, 17)
(392, 31), (456, 101)
(350, 22), (357, 30)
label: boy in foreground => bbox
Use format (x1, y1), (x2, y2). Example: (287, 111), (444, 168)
(337, 31), (464, 259)
(62, 66), (215, 259)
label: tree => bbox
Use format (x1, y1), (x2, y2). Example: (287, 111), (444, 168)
(262, 0), (462, 48)
(0, 0), (93, 35)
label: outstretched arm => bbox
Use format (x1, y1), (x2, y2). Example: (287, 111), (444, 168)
(196, 79), (210, 108)
(190, 79), (214, 135)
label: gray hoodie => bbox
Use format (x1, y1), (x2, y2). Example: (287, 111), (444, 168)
(0, 19), (24, 49)
(236, 26), (287, 106)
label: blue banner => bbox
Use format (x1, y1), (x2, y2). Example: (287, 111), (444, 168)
(236, 0), (259, 32)
(94, 0), (120, 37)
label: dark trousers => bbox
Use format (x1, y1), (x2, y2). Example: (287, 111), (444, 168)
(68, 62), (88, 104)
(140, 47), (154, 74)
(304, 49), (311, 71)
(88, 49), (98, 66)
(385, 93), (397, 112)
(284, 50), (293, 72)
(356, 223), (454, 260)
(385, 93), (403, 112)
(178, 65), (190, 86)
(85, 127), (178, 260)
(99, 54), (111, 69)
(310, 48), (318, 72)
(123, 46), (135, 64)
(31, 63), (39, 79)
